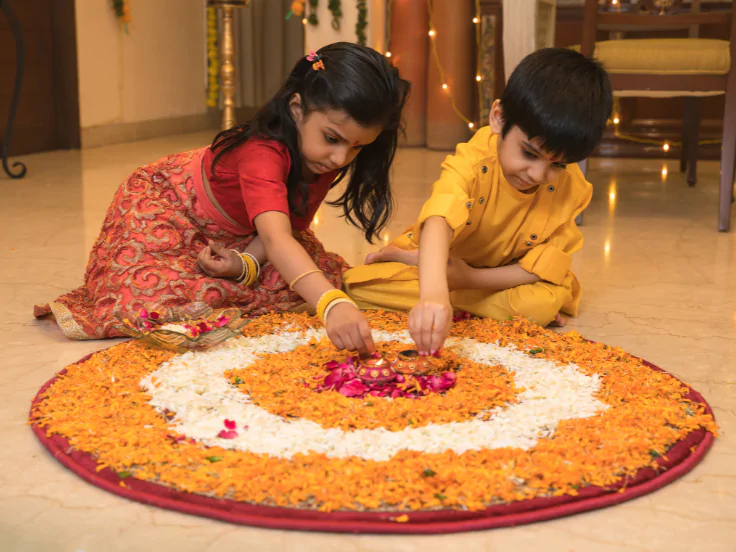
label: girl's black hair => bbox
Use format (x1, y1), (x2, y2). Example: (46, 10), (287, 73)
(210, 42), (410, 243)
(500, 48), (613, 163)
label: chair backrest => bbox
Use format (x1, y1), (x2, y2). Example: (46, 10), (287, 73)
(581, 0), (734, 57)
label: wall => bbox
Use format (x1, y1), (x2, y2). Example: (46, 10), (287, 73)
(305, 0), (386, 53)
(75, 0), (212, 147)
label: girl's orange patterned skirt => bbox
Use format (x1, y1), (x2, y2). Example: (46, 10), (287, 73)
(33, 149), (349, 339)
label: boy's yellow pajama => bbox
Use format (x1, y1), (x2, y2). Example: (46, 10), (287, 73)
(343, 127), (592, 327)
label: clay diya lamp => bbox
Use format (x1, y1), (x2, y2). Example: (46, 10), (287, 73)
(391, 350), (434, 376)
(355, 353), (397, 385)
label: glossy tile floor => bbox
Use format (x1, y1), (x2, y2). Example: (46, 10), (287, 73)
(1, 131), (734, 551)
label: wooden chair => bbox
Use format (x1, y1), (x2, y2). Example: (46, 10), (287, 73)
(579, 0), (736, 232)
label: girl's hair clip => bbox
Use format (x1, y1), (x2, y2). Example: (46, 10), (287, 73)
(306, 50), (325, 71)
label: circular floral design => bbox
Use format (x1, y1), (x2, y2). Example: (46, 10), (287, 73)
(225, 337), (520, 431)
(140, 328), (606, 461)
(31, 312), (717, 519)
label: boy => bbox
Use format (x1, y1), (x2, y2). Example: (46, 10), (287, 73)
(343, 48), (613, 354)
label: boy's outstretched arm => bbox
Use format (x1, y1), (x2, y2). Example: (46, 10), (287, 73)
(410, 216), (454, 355)
(448, 261), (541, 292)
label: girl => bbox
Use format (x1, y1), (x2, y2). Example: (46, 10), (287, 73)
(35, 42), (409, 353)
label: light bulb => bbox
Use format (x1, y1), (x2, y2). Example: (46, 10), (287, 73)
(428, 29), (436, 37)
(442, 83), (448, 90)
(468, 122), (474, 129)
(385, 51), (392, 58)
(302, 18), (307, 25)
(663, 143), (670, 152)
(475, 75), (482, 82)
(473, 17), (479, 24)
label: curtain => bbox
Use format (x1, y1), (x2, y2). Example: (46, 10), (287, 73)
(231, 0), (305, 109)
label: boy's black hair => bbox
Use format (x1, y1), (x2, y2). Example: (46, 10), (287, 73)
(210, 42), (410, 243)
(500, 48), (612, 163)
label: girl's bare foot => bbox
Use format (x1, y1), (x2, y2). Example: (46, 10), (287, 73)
(549, 312), (567, 328)
(365, 245), (419, 266)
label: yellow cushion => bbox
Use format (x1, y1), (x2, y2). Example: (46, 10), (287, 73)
(574, 38), (731, 75)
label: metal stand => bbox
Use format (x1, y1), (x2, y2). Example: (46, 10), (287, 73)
(208, 0), (249, 131)
(1, 0), (27, 179)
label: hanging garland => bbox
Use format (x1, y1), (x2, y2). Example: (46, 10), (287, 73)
(308, 0), (319, 25)
(112, 0), (131, 34)
(288, 0), (358, 39)
(328, 0), (343, 30)
(286, 0), (305, 20)
(206, 7), (220, 108)
(355, 0), (367, 45)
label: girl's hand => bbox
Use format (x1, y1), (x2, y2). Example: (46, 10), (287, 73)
(197, 240), (243, 279)
(409, 294), (452, 355)
(325, 302), (376, 354)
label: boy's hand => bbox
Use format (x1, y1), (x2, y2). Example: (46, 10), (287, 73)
(198, 240), (243, 279)
(409, 294), (452, 355)
(447, 257), (475, 291)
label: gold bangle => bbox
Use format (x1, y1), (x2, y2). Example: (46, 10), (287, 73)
(240, 253), (259, 286)
(316, 289), (351, 324)
(231, 249), (247, 283)
(322, 298), (356, 324)
(243, 252), (260, 279)
(289, 269), (322, 291)
(239, 253), (258, 286)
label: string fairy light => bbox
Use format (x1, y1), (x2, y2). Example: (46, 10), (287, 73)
(426, 0), (478, 129)
(610, 98), (721, 152)
(473, 0), (482, 126)
(384, 0), (484, 130)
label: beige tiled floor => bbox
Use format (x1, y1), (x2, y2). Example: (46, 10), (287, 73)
(1, 132), (735, 551)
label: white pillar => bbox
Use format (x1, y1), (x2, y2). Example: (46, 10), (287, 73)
(502, 0), (557, 82)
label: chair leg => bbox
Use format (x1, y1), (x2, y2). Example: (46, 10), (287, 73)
(680, 103), (689, 174)
(719, 77), (736, 231)
(576, 158), (588, 226)
(683, 97), (701, 186)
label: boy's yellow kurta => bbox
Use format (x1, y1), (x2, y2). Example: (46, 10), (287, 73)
(343, 127), (592, 327)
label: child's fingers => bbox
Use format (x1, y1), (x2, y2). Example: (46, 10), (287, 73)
(197, 248), (211, 270)
(336, 330), (356, 352)
(410, 307), (431, 354)
(429, 312), (447, 355)
(419, 310), (434, 355)
(199, 246), (228, 277)
(210, 241), (229, 258)
(342, 333), (358, 354)
(353, 323), (375, 354)
(408, 308), (420, 343)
